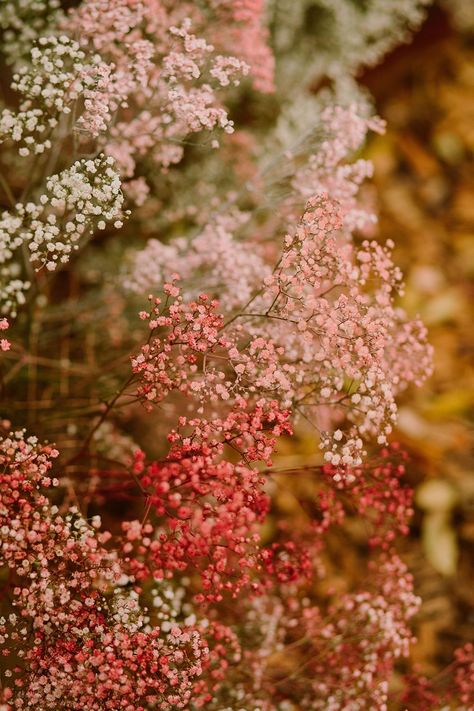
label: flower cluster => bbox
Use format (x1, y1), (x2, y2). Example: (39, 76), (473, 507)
(310, 444), (414, 547)
(131, 282), (292, 416)
(126, 211), (269, 310)
(0, 155), (125, 313)
(293, 103), (386, 233)
(65, 3), (251, 181)
(127, 105), (433, 471)
(206, 553), (420, 710)
(306, 555), (420, 709)
(245, 195), (431, 468)
(0, 34), (132, 153)
(0, 1), (452, 709)
(0, 431), (228, 710)
(129, 212), (432, 470)
(0, 317), (10, 351)
(123, 448), (269, 601)
(69, 0), (271, 91)
(205, 0), (275, 93)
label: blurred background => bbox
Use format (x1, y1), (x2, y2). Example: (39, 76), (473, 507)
(364, 4), (474, 676)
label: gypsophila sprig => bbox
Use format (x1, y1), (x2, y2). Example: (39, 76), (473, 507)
(0, 155), (125, 313)
(0, 33), (136, 152)
(32, 155), (127, 269)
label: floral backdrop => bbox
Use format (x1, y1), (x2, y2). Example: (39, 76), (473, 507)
(0, 1), (472, 709)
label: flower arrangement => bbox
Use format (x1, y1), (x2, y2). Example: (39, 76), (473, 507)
(0, 1), (472, 709)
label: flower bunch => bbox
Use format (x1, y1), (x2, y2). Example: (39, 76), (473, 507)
(127, 105), (432, 471)
(0, 430), (238, 710)
(64, 2), (252, 179)
(0, 34), (130, 153)
(0, 155), (125, 313)
(1, 1), (463, 709)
